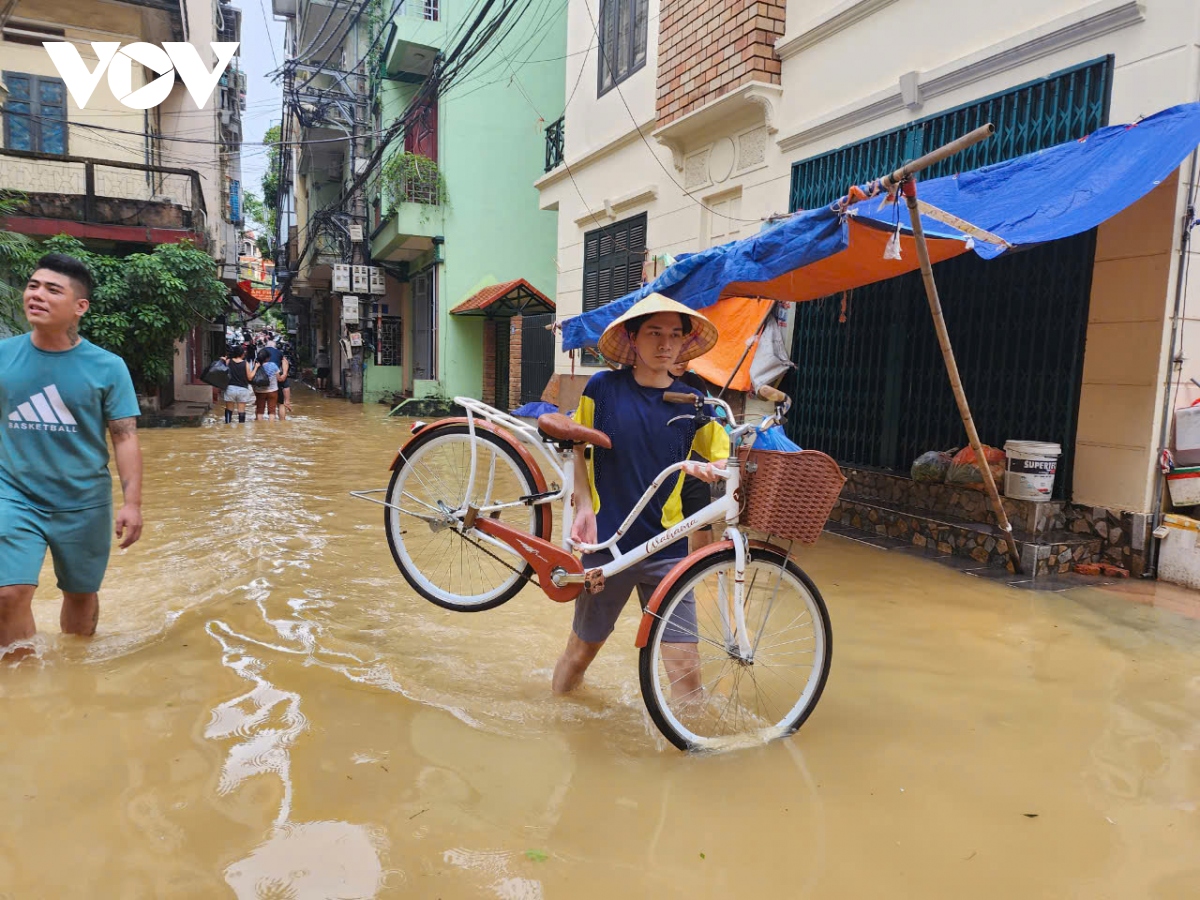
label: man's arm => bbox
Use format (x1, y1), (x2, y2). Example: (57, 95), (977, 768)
(569, 445), (597, 544)
(109, 417), (143, 548)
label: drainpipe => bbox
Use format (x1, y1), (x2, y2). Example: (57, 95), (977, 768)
(1147, 147), (1200, 577)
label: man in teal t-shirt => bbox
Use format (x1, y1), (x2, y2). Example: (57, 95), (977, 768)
(0, 253), (144, 659)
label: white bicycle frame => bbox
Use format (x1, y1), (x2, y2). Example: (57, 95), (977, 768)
(450, 395), (778, 660)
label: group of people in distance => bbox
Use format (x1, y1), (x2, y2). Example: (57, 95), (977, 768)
(220, 330), (296, 424)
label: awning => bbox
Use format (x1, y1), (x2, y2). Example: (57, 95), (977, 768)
(450, 278), (555, 317)
(231, 280), (278, 315)
(562, 101), (1200, 352)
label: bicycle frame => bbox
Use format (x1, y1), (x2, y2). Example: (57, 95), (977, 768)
(449, 395), (764, 659)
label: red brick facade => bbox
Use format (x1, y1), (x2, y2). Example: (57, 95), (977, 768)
(482, 321), (496, 406)
(508, 315), (523, 409)
(656, 0), (785, 126)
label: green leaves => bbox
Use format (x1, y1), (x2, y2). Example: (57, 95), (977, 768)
(5, 235), (227, 391)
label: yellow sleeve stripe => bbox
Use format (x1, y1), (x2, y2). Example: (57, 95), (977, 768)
(691, 421), (731, 462)
(573, 395), (600, 513)
(661, 472), (685, 529)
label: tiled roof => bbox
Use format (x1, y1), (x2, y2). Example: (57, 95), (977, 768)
(450, 278), (556, 316)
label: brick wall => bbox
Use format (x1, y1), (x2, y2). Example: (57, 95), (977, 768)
(656, 0), (785, 126)
(508, 315), (523, 410)
(482, 321), (496, 407)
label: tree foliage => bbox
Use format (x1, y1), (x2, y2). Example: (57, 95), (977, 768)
(0, 192), (35, 335)
(260, 124), (283, 258)
(7, 235), (228, 392)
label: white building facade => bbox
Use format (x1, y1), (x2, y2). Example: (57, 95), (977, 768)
(536, 0), (1200, 539)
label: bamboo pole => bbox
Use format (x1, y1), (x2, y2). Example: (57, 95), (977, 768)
(901, 177), (1024, 574)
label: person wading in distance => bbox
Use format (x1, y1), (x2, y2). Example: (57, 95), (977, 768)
(553, 294), (728, 696)
(0, 253), (144, 660)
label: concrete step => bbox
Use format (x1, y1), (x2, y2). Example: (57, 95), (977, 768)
(830, 496), (1103, 577)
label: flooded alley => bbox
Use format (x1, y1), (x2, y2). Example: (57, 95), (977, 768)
(3, 391), (1200, 899)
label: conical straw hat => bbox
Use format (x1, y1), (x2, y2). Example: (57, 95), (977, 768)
(597, 293), (718, 367)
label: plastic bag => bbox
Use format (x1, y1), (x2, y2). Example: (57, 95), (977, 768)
(945, 444), (1006, 490)
(910, 449), (953, 483)
(200, 358), (230, 391)
(752, 425), (802, 452)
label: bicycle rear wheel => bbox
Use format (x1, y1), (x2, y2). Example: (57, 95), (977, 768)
(385, 424), (551, 611)
(638, 546), (831, 751)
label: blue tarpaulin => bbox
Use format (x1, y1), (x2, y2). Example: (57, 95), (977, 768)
(562, 102), (1200, 353)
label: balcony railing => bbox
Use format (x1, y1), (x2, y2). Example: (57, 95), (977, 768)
(398, 0), (438, 20)
(383, 152), (443, 209)
(545, 116), (564, 173)
(0, 148), (206, 233)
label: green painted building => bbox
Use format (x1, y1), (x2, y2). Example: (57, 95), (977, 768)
(366, 0), (565, 408)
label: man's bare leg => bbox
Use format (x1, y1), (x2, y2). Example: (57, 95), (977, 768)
(0, 584), (37, 660)
(662, 642), (702, 701)
(60, 592), (99, 636)
(552, 632), (605, 694)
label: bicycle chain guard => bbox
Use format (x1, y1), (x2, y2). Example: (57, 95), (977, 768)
(473, 518), (584, 603)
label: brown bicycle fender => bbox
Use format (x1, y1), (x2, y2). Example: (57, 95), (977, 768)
(633, 540), (783, 648)
(474, 518), (584, 603)
(388, 418), (553, 540)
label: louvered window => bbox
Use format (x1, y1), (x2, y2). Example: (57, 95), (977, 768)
(581, 213), (647, 364)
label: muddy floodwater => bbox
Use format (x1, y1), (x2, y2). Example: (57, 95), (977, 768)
(3, 392), (1200, 898)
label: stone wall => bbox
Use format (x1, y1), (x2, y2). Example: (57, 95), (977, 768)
(837, 467), (1150, 576)
(656, 0), (785, 126)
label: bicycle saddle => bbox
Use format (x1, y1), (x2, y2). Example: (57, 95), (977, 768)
(536, 413), (612, 449)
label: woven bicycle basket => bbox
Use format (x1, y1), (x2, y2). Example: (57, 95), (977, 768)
(736, 447), (846, 544)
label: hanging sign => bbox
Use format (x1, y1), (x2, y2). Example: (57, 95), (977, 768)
(349, 331), (363, 347)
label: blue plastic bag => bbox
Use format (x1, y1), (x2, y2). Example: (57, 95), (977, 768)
(752, 425), (802, 452)
(510, 401), (558, 418)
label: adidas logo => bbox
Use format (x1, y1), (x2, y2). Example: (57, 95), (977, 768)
(6, 384), (79, 433)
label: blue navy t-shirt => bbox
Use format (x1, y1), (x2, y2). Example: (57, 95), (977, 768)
(573, 368), (729, 558)
(0, 334), (140, 511)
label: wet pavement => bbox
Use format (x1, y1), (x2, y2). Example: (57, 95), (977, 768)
(2, 390), (1199, 898)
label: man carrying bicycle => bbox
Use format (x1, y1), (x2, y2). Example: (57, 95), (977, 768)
(553, 294), (729, 695)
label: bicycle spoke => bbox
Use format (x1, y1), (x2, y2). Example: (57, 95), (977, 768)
(645, 553), (830, 750)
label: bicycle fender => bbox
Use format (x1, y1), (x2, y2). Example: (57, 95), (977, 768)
(474, 518), (584, 603)
(389, 418), (551, 496)
(633, 539), (782, 648)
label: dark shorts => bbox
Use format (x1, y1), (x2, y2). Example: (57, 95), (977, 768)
(574, 550), (697, 644)
(317, 367), (331, 378)
(0, 496), (113, 593)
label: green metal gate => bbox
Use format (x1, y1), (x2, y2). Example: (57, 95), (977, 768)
(786, 57), (1112, 498)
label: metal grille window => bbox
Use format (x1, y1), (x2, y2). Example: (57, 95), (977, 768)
(582, 213), (646, 365)
(598, 0), (647, 96)
(785, 57), (1113, 499)
(2, 72), (67, 155)
(378, 316), (402, 366)
(545, 116), (564, 172)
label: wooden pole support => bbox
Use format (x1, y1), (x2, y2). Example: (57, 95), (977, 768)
(901, 178), (1024, 575)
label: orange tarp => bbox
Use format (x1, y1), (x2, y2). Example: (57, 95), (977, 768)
(687, 297), (774, 392)
(720, 219), (969, 305)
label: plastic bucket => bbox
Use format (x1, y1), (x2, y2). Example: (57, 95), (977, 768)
(1003, 441), (1061, 502)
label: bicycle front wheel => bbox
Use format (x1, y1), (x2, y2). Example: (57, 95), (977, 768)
(639, 546), (831, 751)
(385, 424), (551, 611)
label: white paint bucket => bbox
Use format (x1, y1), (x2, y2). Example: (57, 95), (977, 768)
(1003, 440), (1061, 502)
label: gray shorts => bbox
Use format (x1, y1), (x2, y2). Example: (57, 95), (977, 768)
(223, 385), (254, 404)
(574, 550), (697, 644)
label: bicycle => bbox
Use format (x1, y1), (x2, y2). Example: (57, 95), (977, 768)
(353, 386), (845, 751)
